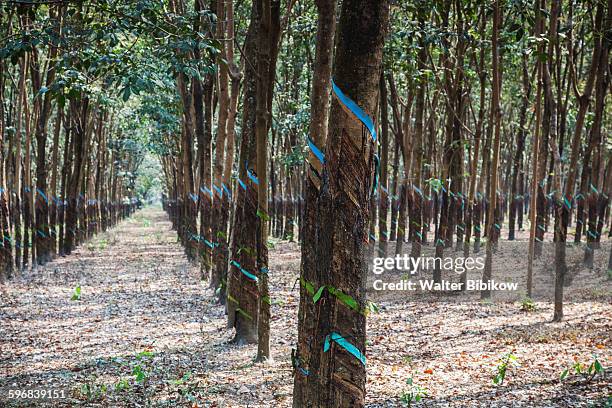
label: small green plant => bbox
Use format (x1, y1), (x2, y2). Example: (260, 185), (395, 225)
(128, 349), (156, 384)
(560, 355), (604, 383)
(79, 381), (107, 401)
(71, 285), (81, 301)
(365, 301), (379, 315)
(114, 378), (130, 392)
(519, 297), (536, 312)
(493, 352), (519, 385)
(400, 377), (427, 406)
(98, 239), (108, 250)
(132, 364), (148, 383)
(142, 219), (151, 227)
(170, 372), (198, 402)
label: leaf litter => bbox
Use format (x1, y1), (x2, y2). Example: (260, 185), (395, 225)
(0, 207), (609, 407)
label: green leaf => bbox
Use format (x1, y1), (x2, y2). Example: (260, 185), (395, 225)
(594, 359), (603, 373)
(256, 209), (270, 221)
(136, 350), (154, 359)
(236, 308), (253, 320)
(71, 285), (81, 301)
(313, 286), (326, 303)
(300, 278), (315, 296)
(588, 362), (595, 375)
(328, 286), (359, 311)
(366, 301), (379, 314)
(560, 369), (569, 380)
(122, 87), (131, 102)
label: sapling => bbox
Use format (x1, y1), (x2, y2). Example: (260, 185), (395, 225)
(493, 352), (519, 385)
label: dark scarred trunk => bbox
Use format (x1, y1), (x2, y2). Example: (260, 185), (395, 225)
(294, 0), (389, 404)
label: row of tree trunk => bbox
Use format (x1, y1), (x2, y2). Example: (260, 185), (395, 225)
(0, 6), (139, 279)
(160, 0), (610, 405)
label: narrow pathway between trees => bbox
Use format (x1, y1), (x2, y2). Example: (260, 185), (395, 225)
(0, 207), (609, 407)
(0, 206), (299, 407)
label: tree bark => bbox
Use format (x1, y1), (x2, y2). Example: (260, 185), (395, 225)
(294, 0), (389, 405)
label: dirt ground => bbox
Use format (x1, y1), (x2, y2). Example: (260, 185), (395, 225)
(0, 207), (610, 407)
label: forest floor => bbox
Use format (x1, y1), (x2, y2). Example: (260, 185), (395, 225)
(0, 206), (610, 407)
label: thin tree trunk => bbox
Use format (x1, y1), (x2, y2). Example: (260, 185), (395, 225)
(293, 0), (337, 399)
(481, 0), (502, 299)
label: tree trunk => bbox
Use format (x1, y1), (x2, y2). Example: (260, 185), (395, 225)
(294, 0), (389, 405)
(481, 0), (502, 299)
(378, 74), (389, 258)
(293, 0), (337, 399)
(214, 0), (240, 302)
(227, 0), (260, 344)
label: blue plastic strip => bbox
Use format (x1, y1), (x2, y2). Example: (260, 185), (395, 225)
(247, 169), (259, 185)
(36, 189), (48, 203)
(323, 332), (366, 366)
(222, 183), (232, 198)
(413, 185), (423, 197)
(213, 184), (223, 198)
(237, 178), (247, 190)
(331, 79), (377, 142)
(200, 186), (213, 198)
(189, 193), (199, 202)
(307, 137), (325, 164)
(563, 196), (571, 209)
(230, 260), (258, 282)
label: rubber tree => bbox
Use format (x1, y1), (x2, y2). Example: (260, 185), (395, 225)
(293, 0), (389, 405)
(293, 0), (337, 402)
(481, 0), (502, 299)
